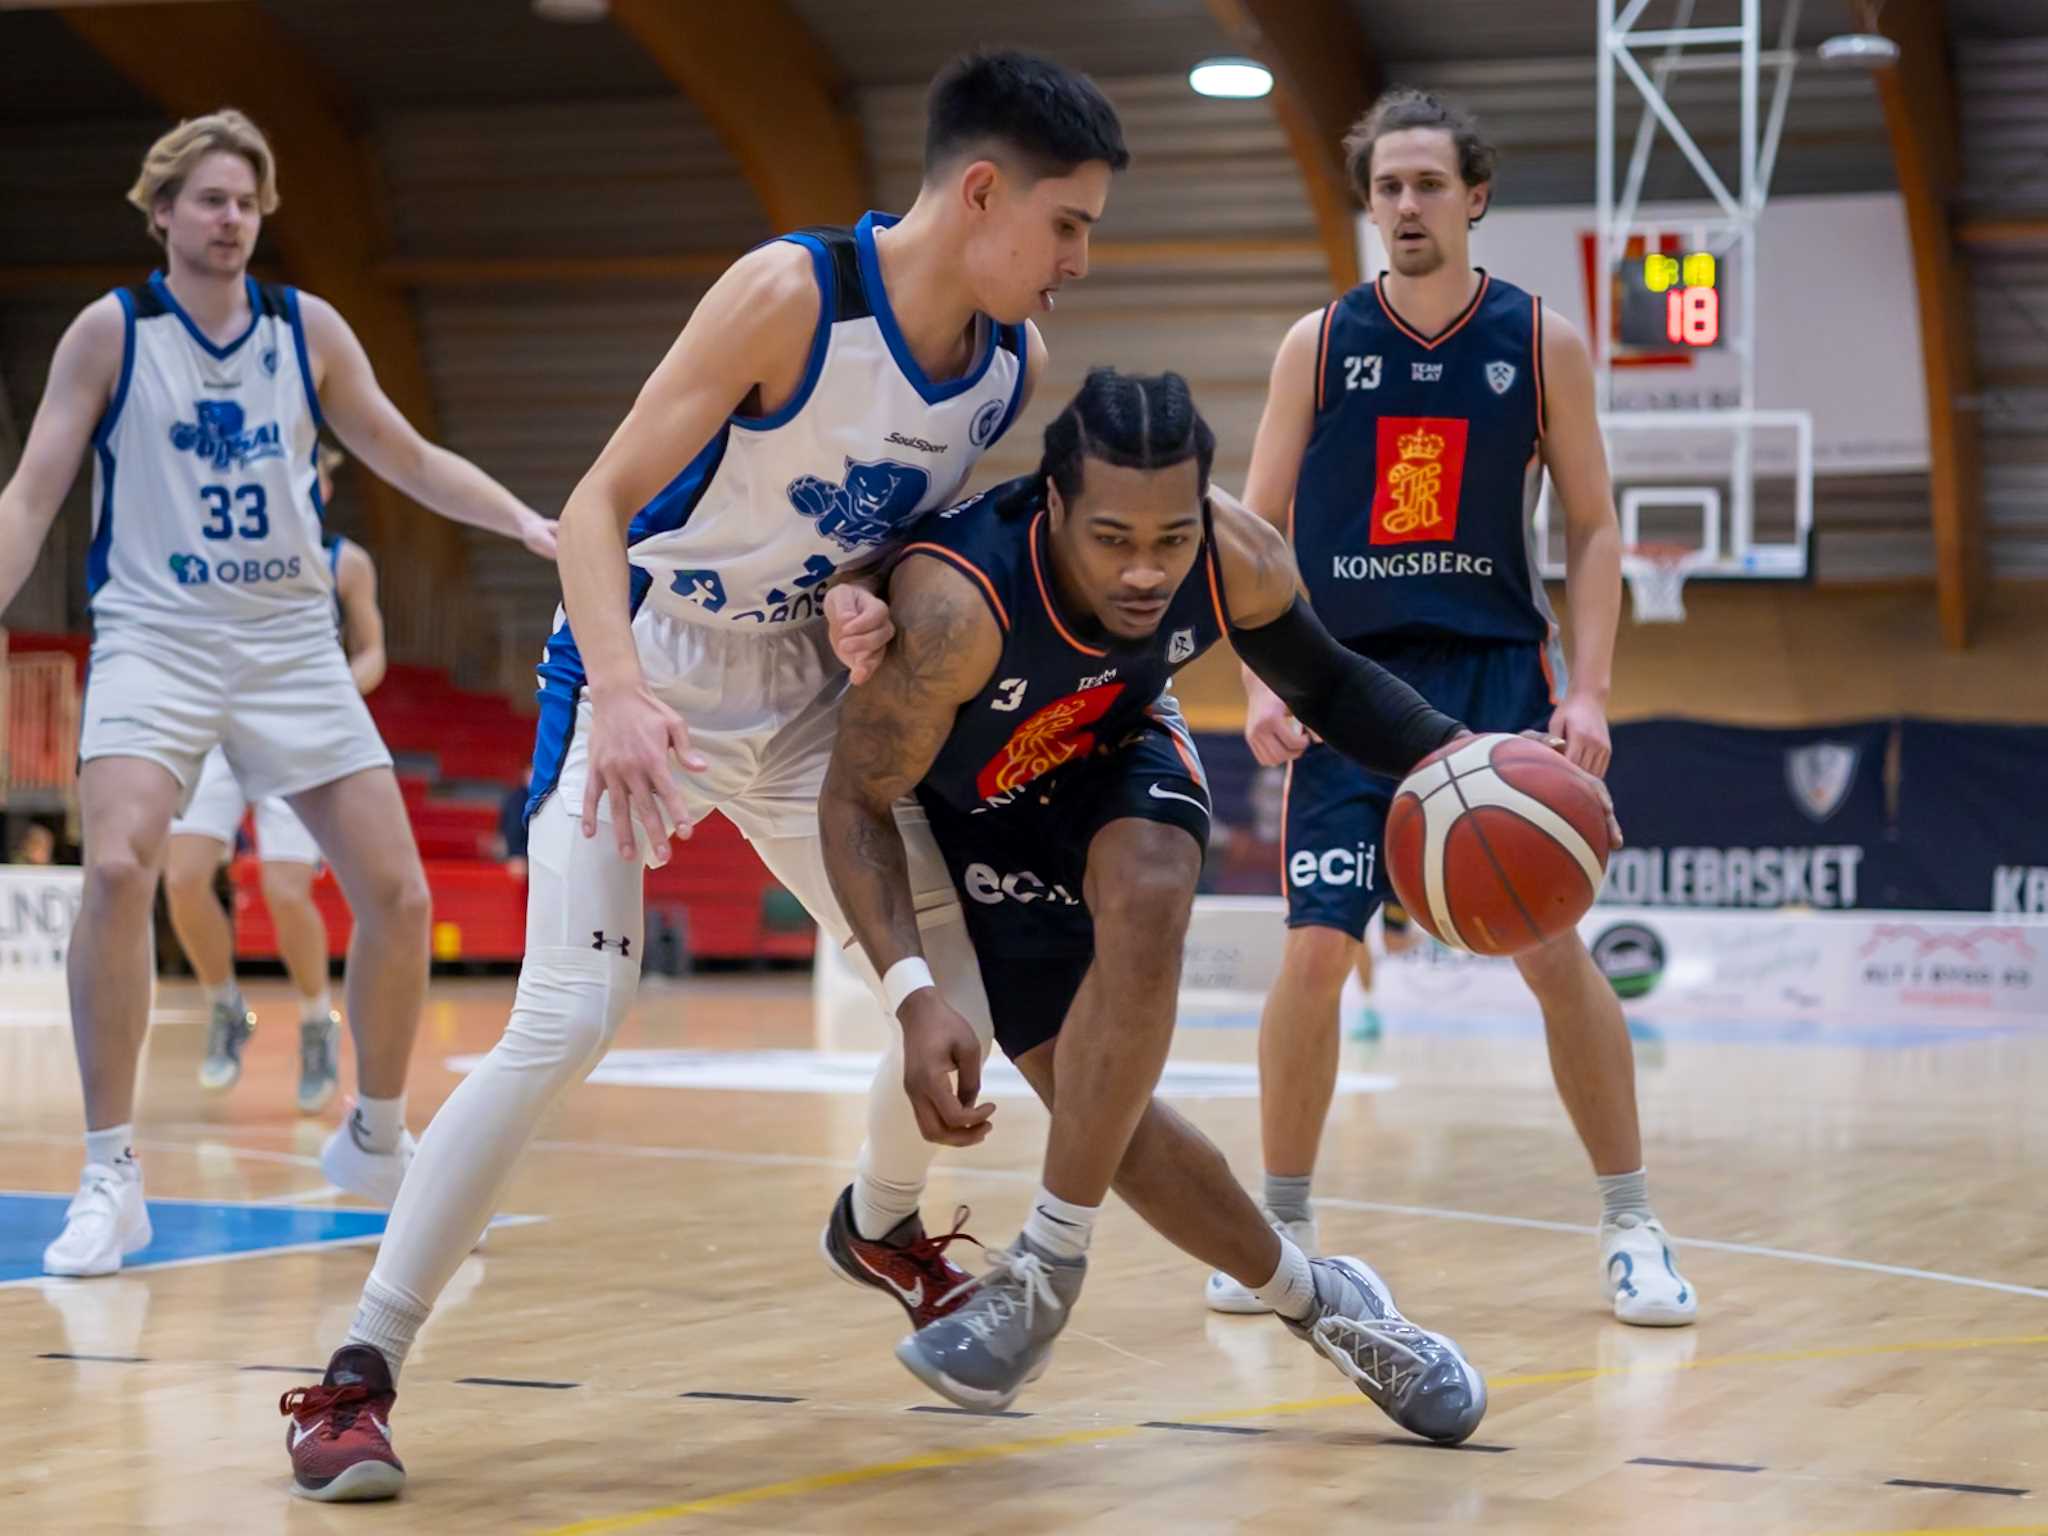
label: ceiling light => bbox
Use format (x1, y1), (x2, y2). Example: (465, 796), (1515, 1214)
(1815, 33), (1900, 67)
(532, 0), (609, 21)
(1189, 57), (1273, 100)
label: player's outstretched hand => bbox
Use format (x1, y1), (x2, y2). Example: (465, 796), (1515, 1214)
(519, 511), (561, 561)
(1546, 691), (1612, 777)
(898, 989), (994, 1148)
(1522, 729), (1624, 850)
(583, 683), (709, 866)
(825, 584), (894, 684)
(1244, 671), (1313, 766)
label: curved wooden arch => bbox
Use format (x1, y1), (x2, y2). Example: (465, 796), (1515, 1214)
(1204, 0), (1380, 292)
(610, 0), (868, 232)
(1872, 0), (1983, 649)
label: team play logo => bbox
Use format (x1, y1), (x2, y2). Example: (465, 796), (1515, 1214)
(786, 458), (931, 553)
(168, 399), (284, 471)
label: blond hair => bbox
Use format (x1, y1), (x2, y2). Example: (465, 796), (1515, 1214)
(126, 109), (280, 245)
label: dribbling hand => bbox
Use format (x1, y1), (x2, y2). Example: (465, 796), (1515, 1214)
(582, 684), (708, 867)
(1521, 729), (1625, 849)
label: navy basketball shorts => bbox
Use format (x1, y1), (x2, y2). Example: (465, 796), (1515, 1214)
(921, 718), (1212, 1061)
(1284, 637), (1557, 940)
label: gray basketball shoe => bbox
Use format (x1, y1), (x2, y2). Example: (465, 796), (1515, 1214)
(894, 1235), (1083, 1411)
(1290, 1256), (1488, 1444)
(297, 1011), (342, 1114)
(198, 996), (256, 1091)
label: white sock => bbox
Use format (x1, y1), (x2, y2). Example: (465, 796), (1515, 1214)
(344, 1273), (430, 1380)
(351, 1093), (407, 1155)
(1598, 1168), (1653, 1225)
(852, 1171), (924, 1243)
(301, 987), (333, 1026)
(1020, 1187), (1097, 1263)
(1253, 1234), (1318, 1322)
(85, 1124), (138, 1178)
(203, 978), (240, 1010)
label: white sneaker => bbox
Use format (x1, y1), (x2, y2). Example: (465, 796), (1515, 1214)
(320, 1121), (418, 1207)
(1206, 1211), (1318, 1314)
(43, 1166), (152, 1278)
(1602, 1214), (1698, 1326)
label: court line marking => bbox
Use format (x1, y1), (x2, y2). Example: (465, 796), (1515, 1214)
(528, 1331), (2048, 1535)
(1825, 1528), (2048, 1536)
(520, 1138), (2048, 1305)
(15, 1127), (2038, 1305)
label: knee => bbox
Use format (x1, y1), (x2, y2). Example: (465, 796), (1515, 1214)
(503, 947), (637, 1075)
(259, 864), (313, 913)
(1513, 928), (1590, 994)
(163, 860), (215, 910)
(85, 851), (158, 913)
(1085, 828), (1200, 953)
(1284, 925), (1359, 997)
(367, 860), (433, 933)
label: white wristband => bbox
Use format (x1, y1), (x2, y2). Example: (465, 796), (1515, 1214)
(882, 957), (936, 1016)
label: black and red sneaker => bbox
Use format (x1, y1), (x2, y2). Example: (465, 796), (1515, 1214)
(280, 1344), (405, 1502)
(820, 1184), (981, 1329)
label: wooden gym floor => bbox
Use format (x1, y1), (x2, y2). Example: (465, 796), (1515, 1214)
(2, 971), (2045, 1534)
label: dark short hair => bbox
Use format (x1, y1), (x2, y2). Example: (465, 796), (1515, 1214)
(925, 50), (1130, 183)
(1040, 368), (1214, 505)
(1343, 87), (1497, 207)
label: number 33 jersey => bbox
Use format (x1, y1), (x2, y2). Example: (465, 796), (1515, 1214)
(87, 272), (334, 641)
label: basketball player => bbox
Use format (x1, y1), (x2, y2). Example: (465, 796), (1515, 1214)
(819, 369), (1614, 1421)
(1207, 89), (1696, 1326)
(279, 53), (1126, 1501)
(166, 446), (385, 1113)
(0, 110), (557, 1278)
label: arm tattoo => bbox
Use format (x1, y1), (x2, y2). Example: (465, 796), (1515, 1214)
(820, 576), (986, 979)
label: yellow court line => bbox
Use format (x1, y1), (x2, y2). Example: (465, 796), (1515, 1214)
(531, 1331), (2048, 1536)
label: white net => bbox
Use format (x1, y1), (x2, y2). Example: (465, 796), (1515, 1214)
(1621, 545), (1699, 623)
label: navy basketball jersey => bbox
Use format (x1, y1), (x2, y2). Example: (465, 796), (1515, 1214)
(1293, 270), (1561, 668)
(902, 476), (1226, 818)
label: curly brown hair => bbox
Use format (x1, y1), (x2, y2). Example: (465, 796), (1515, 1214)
(1342, 88), (1497, 209)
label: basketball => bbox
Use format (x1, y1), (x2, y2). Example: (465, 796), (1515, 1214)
(1384, 733), (1611, 957)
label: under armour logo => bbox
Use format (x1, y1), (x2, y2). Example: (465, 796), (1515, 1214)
(592, 931), (631, 956)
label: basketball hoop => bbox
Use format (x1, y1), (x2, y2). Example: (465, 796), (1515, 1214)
(1620, 543), (1703, 623)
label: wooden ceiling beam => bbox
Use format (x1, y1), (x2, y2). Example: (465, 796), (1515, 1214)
(609, 0), (868, 231)
(1204, 0), (1380, 291)
(1872, 0), (1984, 650)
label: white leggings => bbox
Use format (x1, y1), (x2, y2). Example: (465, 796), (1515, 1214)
(361, 790), (991, 1317)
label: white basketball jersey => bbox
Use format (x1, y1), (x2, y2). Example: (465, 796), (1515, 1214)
(623, 213), (1029, 629)
(87, 273), (333, 640)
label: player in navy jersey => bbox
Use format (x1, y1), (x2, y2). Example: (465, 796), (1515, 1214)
(820, 370), (1615, 1425)
(0, 111), (555, 1283)
(277, 54), (1129, 1501)
(1215, 89), (1696, 1326)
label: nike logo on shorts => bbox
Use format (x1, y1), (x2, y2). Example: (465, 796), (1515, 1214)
(1147, 782), (1209, 816)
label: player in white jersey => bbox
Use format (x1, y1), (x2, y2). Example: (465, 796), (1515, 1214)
(0, 111), (557, 1278)
(165, 447), (387, 1114)
(279, 51), (1128, 1501)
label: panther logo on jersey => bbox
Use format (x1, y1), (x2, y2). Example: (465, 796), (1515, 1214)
(168, 399), (285, 471)
(974, 682), (1125, 802)
(786, 458), (931, 554)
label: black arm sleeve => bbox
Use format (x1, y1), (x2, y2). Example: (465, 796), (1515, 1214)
(1231, 596), (1468, 779)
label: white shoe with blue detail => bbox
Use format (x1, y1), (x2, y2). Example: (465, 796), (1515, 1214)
(1601, 1214), (1697, 1326)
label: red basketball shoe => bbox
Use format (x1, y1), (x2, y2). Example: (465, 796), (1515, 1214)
(281, 1344), (405, 1501)
(820, 1184), (981, 1329)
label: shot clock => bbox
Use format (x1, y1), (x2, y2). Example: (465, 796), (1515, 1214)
(1612, 242), (1725, 354)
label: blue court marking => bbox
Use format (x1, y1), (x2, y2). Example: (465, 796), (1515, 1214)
(0, 1190), (389, 1286)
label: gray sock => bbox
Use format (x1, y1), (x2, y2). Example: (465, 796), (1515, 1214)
(1263, 1173), (1313, 1226)
(1597, 1168), (1652, 1225)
